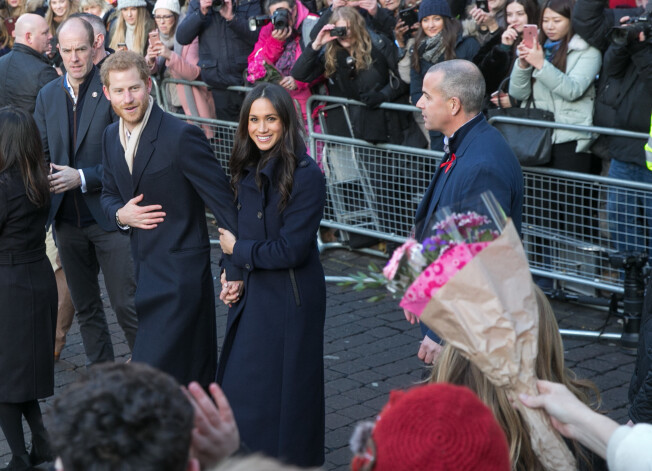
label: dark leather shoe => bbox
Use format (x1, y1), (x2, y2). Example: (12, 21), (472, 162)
(0, 454), (32, 471)
(29, 432), (53, 466)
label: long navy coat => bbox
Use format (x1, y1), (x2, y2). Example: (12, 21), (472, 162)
(216, 146), (327, 467)
(415, 113), (523, 341)
(101, 103), (239, 388)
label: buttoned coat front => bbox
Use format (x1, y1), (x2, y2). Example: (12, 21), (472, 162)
(34, 68), (116, 230)
(101, 103), (238, 387)
(216, 147), (327, 467)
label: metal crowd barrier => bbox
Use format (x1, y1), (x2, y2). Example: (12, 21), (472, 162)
(156, 78), (652, 299)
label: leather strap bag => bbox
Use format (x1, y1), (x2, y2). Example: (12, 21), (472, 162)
(487, 78), (554, 166)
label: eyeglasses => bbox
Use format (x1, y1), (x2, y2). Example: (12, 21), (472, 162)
(154, 14), (174, 20)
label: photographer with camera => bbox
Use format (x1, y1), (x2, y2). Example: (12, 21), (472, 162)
(176, 0), (261, 121)
(246, 0), (319, 123)
(573, 0), (652, 259)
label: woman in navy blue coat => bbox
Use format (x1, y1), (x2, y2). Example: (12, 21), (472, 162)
(217, 83), (326, 467)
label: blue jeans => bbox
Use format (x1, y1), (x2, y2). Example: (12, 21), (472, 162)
(607, 159), (652, 257)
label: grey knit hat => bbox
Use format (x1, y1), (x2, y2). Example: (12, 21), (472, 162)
(153, 0), (180, 14)
(117, 0), (147, 10)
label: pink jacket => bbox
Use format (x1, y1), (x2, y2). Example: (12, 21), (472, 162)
(164, 37), (216, 138)
(247, 1), (318, 122)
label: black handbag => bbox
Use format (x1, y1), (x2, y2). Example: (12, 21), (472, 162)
(486, 78), (554, 166)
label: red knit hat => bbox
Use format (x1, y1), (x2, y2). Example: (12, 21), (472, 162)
(350, 383), (511, 471)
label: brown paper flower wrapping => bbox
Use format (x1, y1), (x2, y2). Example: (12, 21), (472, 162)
(420, 220), (577, 471)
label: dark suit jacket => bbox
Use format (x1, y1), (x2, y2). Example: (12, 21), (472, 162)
(34, 67), (117, 231)
(414, 113), (523, 341)
(100, 103), (239, 387)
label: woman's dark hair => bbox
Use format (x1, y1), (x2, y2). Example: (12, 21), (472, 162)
(230, 83), (305, 211)
(538, 0), (574, 73)
(505, 0), (539, 31)
(411, 16), (461, 73)
(0, 106), (50, 208)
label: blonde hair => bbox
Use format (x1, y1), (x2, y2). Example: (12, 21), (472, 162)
(108, 6), (154, 55)
(46, 0), (80, 35)
(323, 6), (372, 78)
(79, 0), (112, 16)
(430, 285), (600, 470)
(209, 455), (319, 471)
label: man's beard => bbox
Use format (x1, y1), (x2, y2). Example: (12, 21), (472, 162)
(112, 98), (148, 126)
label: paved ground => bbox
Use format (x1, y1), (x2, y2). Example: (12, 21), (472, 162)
(0, 241), (637, 470)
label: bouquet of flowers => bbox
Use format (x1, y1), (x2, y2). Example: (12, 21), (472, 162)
(246, 49), (282, 84)
(346, 192), (577, 471)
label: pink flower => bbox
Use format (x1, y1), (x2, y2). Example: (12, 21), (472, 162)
(383, 239), (418, 280)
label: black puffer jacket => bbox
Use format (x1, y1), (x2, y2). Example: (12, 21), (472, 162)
(176, 0), (262, 89)
(629, 276), (652, 423)
(0, 43), (58, 113)
(292, 36), (408, 143)
(572, 0), (652, 166)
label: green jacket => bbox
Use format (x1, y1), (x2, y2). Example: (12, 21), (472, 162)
(509, 34), (602, 153)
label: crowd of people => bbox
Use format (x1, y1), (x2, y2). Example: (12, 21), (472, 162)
(0, 0), (651, 468)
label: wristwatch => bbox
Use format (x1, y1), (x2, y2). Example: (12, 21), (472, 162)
(116, 210), (130, 231)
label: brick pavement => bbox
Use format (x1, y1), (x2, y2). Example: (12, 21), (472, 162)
(0, 245), (637, 470)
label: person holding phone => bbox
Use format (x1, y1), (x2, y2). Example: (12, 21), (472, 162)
(462, 0), (507, 46)
(473, 0), (539, 109)
(509, 0), (601, 290)
(108, 0), (155, 55)
(216, 83), (326, 467)
(407, 0), (479, 150)
(146, 0), (218, 136)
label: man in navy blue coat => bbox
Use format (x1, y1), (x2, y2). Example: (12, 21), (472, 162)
(411, 59), (523, 363)
(99, 51), (241, 387)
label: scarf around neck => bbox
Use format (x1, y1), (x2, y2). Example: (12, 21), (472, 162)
(119, 96), (154, 174)
(421, 33), (445, 64)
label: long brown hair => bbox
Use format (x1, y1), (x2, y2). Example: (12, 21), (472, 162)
(324, 7), (372, 78)
(538, 0), (574, 73)
(411, 16), (461, 73)
(108, 6), (154, 54)
(230, 83), (305, 212)
(46, 0), (80, 35)
(430, 285), (600, 470)
(0, 106), (50, 207)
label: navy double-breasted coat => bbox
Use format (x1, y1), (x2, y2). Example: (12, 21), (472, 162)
(216, 147), (327, 467)
(101, 103), (239, 387)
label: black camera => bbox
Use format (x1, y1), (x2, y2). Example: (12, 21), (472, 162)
(610, 251), (648, 349)
(271, 7), (290, 30)
(248, 14), (271, 30)
(212, 0), (223, 11)
(329, 26), (348, 37)
(608, 14), (652, 46)
(399, 7), (419, 28)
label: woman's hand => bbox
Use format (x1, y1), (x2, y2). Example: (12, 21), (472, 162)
(157, 44), (172, 59)
(219, 272), (244, 306)
(271, 26), (293, 42)
(501, 24), (519, 46)
(312, 24), (337, 50)
(470, 6), (489, 25)
(518, 40), (544, 70)
(279, 75), (297, 90)
(218, 227), (236, 255)
(146, 44), (158, 67)
(394, 18), (409, 48)
(490, 91), (512, 108)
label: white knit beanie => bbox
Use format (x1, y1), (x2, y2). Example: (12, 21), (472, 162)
(153, 0), (180, 14)
(117, 0), (147, 10)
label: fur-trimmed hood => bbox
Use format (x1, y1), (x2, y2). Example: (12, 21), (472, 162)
(567, 34), (590, 52)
